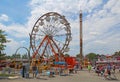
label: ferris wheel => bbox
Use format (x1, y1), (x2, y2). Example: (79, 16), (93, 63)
(30, 12), (72, 60)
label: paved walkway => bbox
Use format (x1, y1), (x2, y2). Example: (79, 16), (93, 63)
(0, 69), (120, 82)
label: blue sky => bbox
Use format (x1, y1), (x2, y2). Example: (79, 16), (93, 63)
(0, 0), (120, 56)
(0, 0), (30, 24)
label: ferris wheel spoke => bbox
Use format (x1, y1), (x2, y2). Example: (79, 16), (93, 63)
(46, 18), (63, 35)
(35, 35), (45, 43)
(47, 45), (55, 56)
(45, 46), (50, 58)
(53, 22), (61, 29)
(43, 24), (52, 35)
(32, 33), (45, 36)
(45, 21), (58, 35)
(51, 39), (63, 54)
(42, 27), (48, 34)
(52, 28), (61, 35)
(53, 38), (65, 46)
(53, 26), (65, 35)
(53, 33), (69, 37)
(39, 28), (47, 35)
(47, 45), (52, 57)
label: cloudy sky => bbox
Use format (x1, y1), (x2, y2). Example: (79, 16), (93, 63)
(0, 0), (120, 56)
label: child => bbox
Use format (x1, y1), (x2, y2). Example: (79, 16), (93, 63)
(88, 64), (92, 73)
(103, 68), (108, 80)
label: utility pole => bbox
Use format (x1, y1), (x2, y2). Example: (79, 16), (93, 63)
(79, 10), (83, 64)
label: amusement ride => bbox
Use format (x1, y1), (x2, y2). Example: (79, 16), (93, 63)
(29, 12), (73, 71)
(30, 12), (71, 63)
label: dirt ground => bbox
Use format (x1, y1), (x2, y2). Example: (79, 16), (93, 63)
(0, 69), (120, 82)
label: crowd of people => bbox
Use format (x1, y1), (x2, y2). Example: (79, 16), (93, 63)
(88, 63), (120, 80)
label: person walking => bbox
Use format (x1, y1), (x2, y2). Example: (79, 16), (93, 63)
(22, 65), (26, 78)
(88, 64), (92, 73)
(103, 68), (108, 80)
(74, 64), (77, 73)
(32, 63), (37, 78)
(107, 64), (112, 78)
(96, 65), (100, 76)
(112, 64), (116, 73)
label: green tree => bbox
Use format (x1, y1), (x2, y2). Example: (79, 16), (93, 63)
(85, 53), (97, 61)
(22, 53), (28, 59)
(0, 53), (6, 60)
(0, 30), (7, 52)
(11, 54), (21, 59)
(64, 53), (70, 57)
(113, 51), (120, 56)
(0, 29), (9, 60)
(76, 54), (80, 58)
(6, 55), (11, 59)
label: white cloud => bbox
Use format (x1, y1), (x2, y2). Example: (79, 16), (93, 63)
(1, 23), (30, 38)
(104, 0), (118, 10)
(111, 0), (120, 14)
(0, 14), (9, 22)
(89, 32), (99, 36)
(0, 23), (6, 29)
(5, 38), (21, 55)
(94, 40), (106, 44)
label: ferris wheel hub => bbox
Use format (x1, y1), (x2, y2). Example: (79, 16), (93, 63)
(46, 35), (53, 40)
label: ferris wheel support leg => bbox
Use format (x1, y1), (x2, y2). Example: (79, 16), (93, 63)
(32, 36), (47, 58)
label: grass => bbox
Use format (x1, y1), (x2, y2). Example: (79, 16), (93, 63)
(0, 74), (15, 77)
